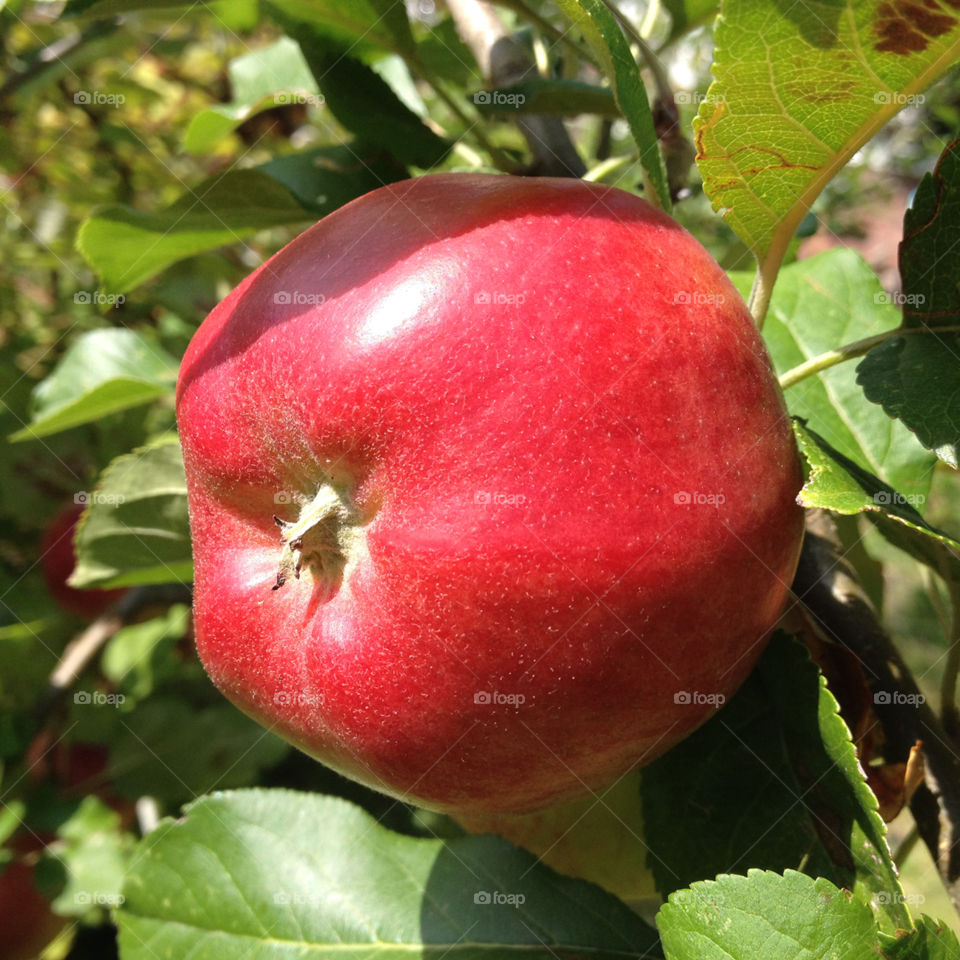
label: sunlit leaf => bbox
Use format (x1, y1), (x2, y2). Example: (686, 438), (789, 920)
(77, 170), (310, 294)
(696, 1), (960, 278)
(10, 330), (177, 442)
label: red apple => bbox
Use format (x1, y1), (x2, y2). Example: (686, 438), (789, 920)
(177, 174), (804, 815)
(40, 503), (126, 620)
(25, 732), (111, 794)
(0, 834), (65, 960)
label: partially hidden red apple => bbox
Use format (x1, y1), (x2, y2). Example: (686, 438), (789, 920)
(0, 833), (65, 960)
(177, 174), (804, 816)
(40, 503), (126, 620)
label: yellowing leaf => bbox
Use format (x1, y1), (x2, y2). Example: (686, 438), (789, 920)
(696, 0), (960, 313)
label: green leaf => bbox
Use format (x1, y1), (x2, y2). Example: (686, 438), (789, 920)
(658, 870), (882, 960)
(554, 0), (670, 209)
(71, 435), (192, 588)
(417, 16), (481, 89)
(0, 622), (61, 710)
(210, 0), (260, 31)
(857, 337), (960, 468)
(50, 796), (134, 918)
(258, 143), (407, 215)
(9, 329), (177, 442)
(662, 0), (718, 44)
(266, 0), (417, 58)
(796, 418), (960, 595)
(102, 605), (189, 700)
(0, 801), (26, 848)
(857, 137), (960, 468)
(473, 78), (618, 117)
(63, 0), (193, 13)
(117, 789), (662, 958)
(881, 915), (960, 959)
(77, 169), (310, 294)
(62, 0), (255, 24)
(643, 633), (909, 931)
(109, 704), (289, 805)
(293, 31), (449, 168)
(793, 419), (960, 555)
(895, 138), (960, 327)
(735, 248), (936, 500)
(372, 54), (427, 117)
(183, 37), (321, 154)
(871, 510), (960, 589)
(696, 0), (960, 271)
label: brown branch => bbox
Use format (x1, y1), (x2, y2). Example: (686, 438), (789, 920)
(445, 0), (585, 177)
(939, 572), (960, 741)
(35, 583), (193, 721)
(0, 18), (120, 103)
(792, 509), (960, 911)
(58, 77), (135, 203)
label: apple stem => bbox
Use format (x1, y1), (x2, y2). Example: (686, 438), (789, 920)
(777, 324), (960, 390)
(273, 485), (353, 591)
(747, 261), (775, 329)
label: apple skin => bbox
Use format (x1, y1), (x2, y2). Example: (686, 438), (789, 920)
(40, 503), (127, 620)
(177, 173), (804, 816)
(0, 834), (65, 960)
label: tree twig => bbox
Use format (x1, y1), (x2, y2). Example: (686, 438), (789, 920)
(58, 76), (136, 203)
(893, 824), (919, 866)
(0, 18), (120, 103)
(939, 574), (960, 741)
(778, 325), (960, 390)
(493, 0), (599, 69)
(446, 0), (585, 177)
(35, 583), (193, 721)
(415, 70), (516, 171)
